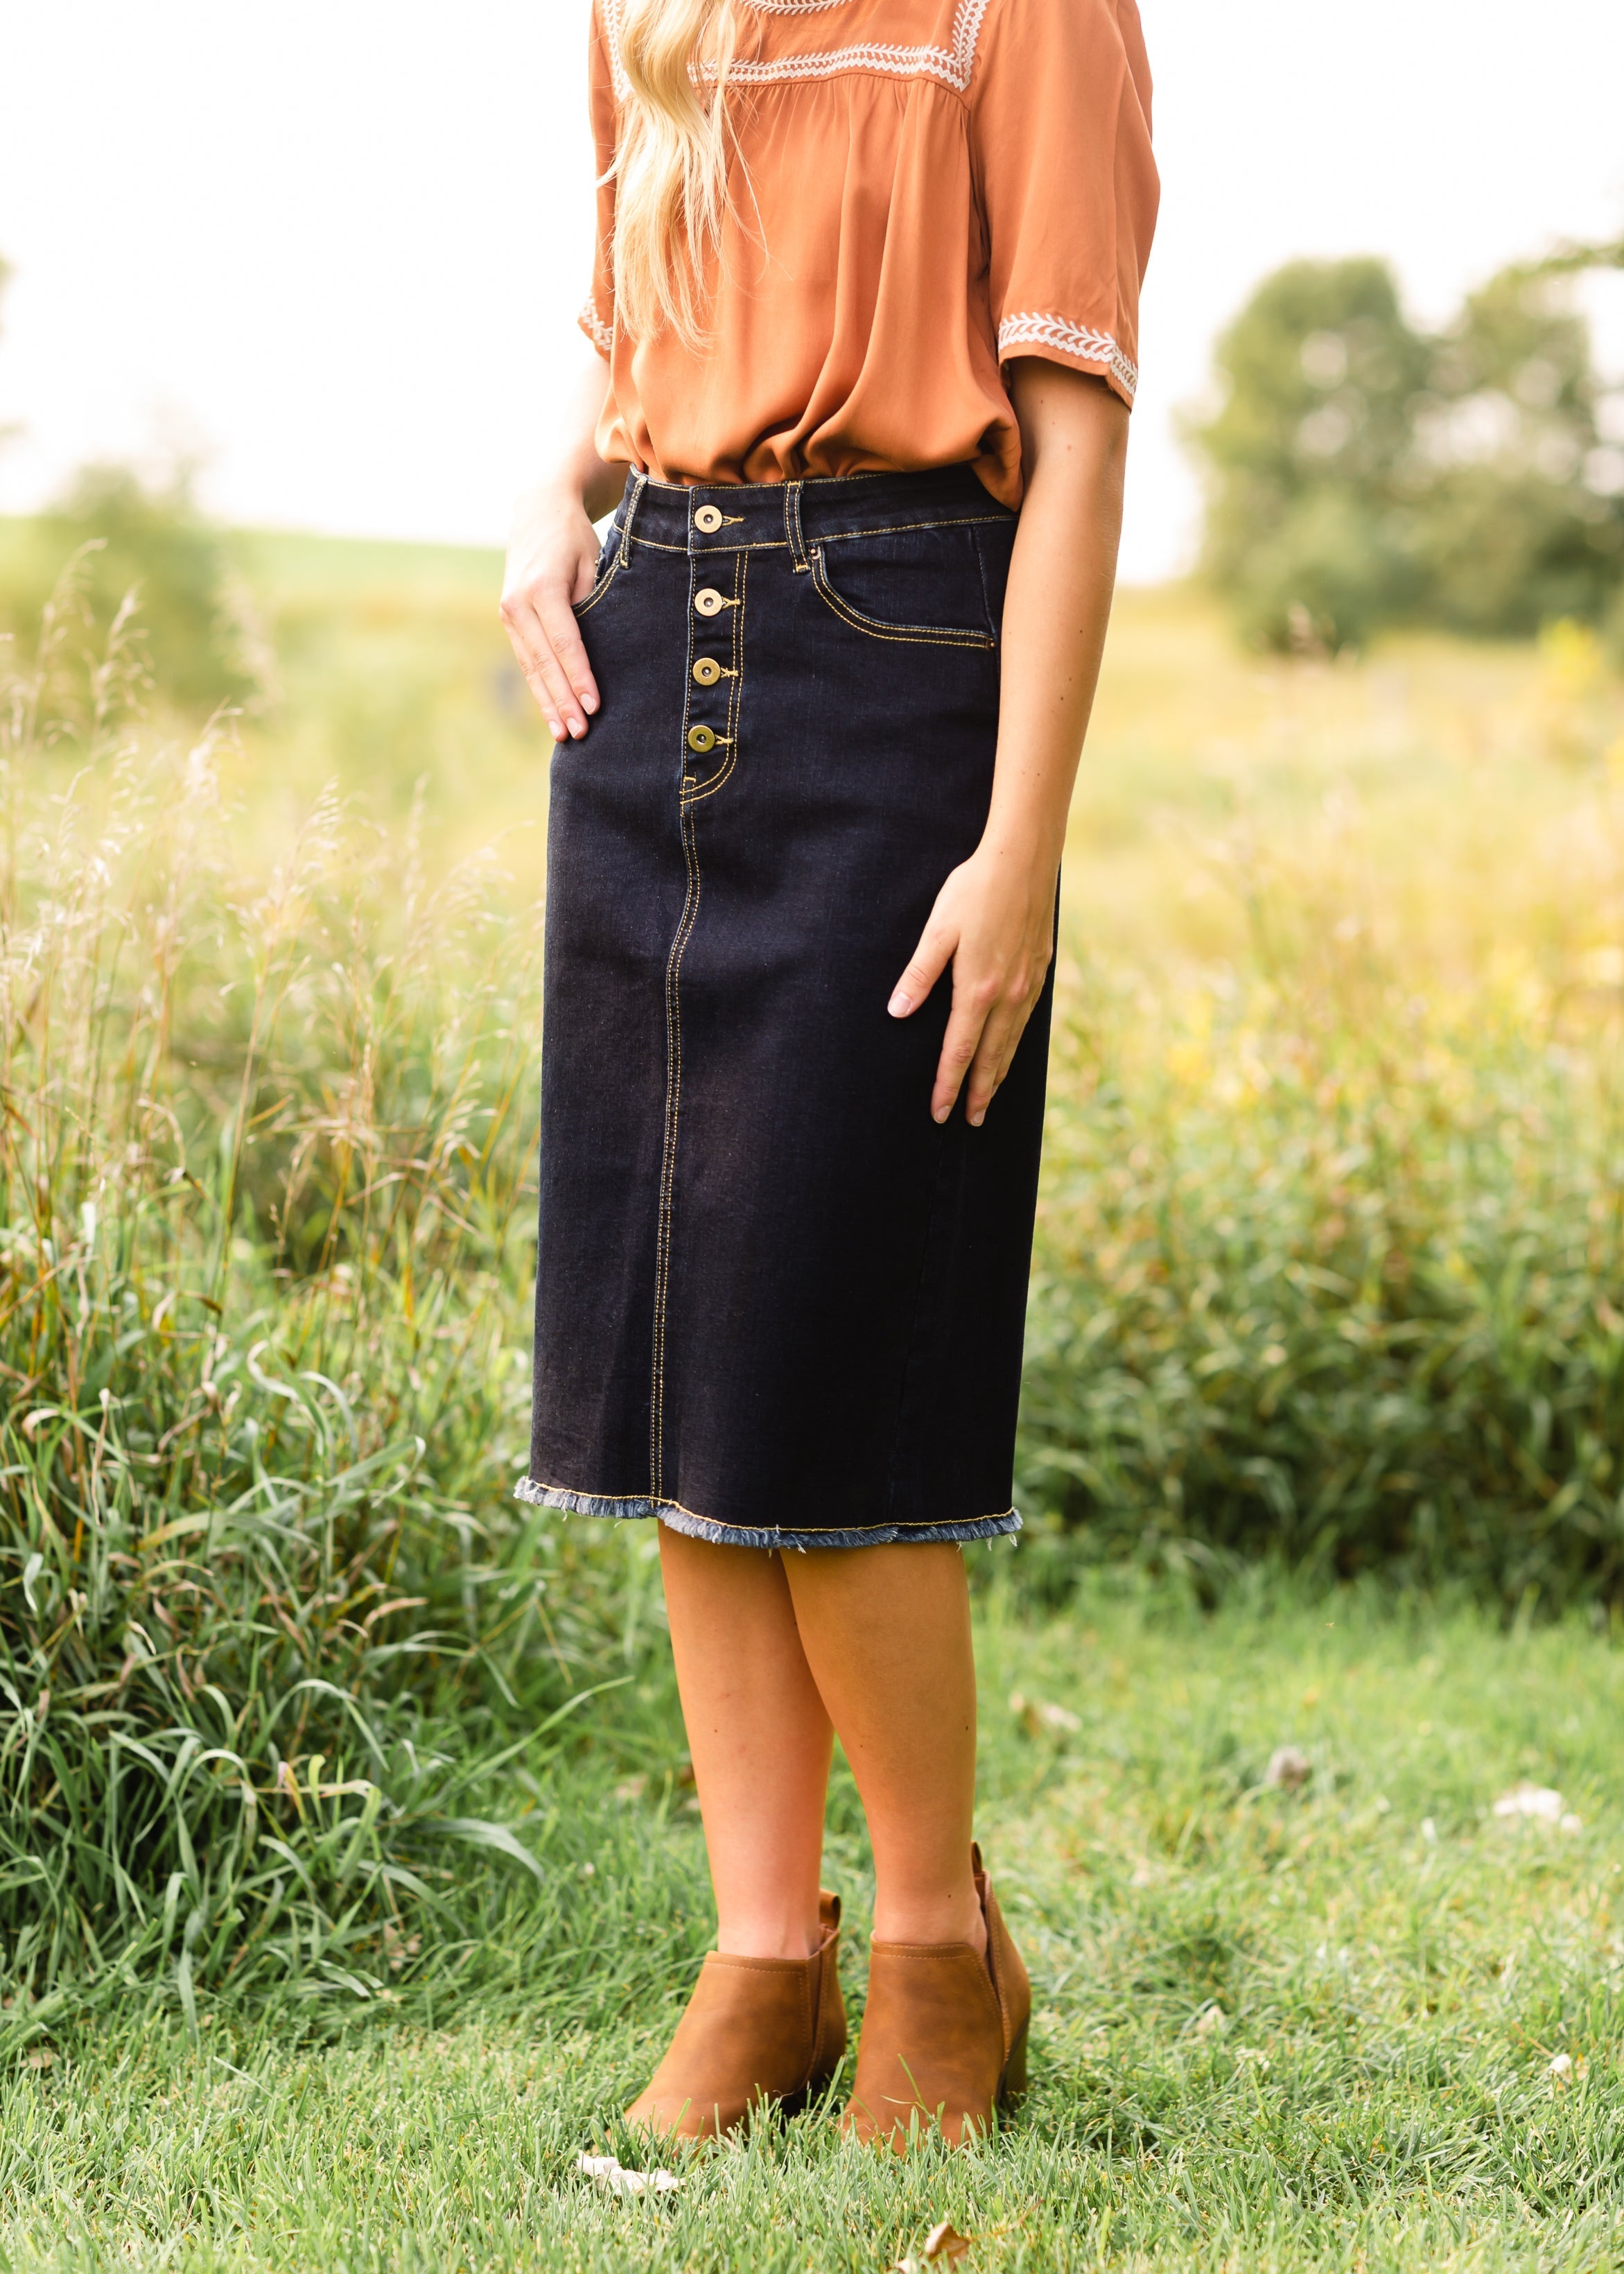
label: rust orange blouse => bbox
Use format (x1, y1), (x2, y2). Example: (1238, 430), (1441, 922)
(579, 0), (1158, 507)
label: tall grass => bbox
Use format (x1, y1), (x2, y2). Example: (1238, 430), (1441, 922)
(0, 568), (629, 2032)
(1020, 942), (1624, 1606)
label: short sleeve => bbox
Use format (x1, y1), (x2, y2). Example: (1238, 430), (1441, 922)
(970, 0), (1158, 408)
(579, 1), (617, 358)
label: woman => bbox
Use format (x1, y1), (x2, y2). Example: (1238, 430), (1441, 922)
(500, 0), (1155, 2149)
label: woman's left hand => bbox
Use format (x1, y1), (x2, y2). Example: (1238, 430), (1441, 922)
(884, 365), (1128, 1131)
(888, 837), (1056, 1127)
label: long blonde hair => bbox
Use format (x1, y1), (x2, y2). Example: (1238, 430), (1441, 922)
(611, 0), (740, 346)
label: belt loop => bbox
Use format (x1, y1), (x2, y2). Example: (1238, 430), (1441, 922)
(620, 470), (648, 566)
(784, 480), (810, 573)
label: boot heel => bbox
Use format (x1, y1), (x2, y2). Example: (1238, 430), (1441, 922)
(997, 2017), (1029, 2106)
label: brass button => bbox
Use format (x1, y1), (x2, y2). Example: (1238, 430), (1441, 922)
(692, 657), (723, 687)
(693, 503), (724, 533)
(694, 587), (726, 616)
(686, 724), (717, 754)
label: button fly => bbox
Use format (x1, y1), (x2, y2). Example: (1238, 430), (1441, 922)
(692, 657), (723, 687)
(694, 587), (726, 617)
(692, 504), (724, 533)
(686, 724), (717, 754)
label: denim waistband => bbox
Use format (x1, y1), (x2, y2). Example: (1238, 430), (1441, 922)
(611, 461), (1015, 564)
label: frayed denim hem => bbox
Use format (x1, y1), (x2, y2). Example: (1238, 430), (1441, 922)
(514, 1477), (1020, 1551)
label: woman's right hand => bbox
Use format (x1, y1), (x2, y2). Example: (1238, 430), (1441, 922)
(500, 483), (604, 741)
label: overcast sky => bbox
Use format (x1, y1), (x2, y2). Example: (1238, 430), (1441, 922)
(1, 0), (1621, 581)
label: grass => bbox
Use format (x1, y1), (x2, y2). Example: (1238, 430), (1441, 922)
(3, 1577), (1622, 2271)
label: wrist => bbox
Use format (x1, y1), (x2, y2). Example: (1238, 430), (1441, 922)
(516, 474), (591, 522)
(975, 819), (1063, 882)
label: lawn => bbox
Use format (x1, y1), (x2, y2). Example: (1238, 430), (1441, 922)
(4, 1579), (1621, 2271)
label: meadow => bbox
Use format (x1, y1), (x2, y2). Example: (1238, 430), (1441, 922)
(3, 1583), (1623, 2271)
(2, 522), (1624, 2266)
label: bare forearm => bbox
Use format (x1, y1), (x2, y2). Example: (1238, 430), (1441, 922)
(518, 351), (621, 523)
(984, 364), (1128, 870)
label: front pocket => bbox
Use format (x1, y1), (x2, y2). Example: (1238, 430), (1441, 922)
(809, 541), (997, 650)
(572, 530), (624, 619)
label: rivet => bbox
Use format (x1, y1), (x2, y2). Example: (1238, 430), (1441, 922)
(686, 724), (717, 754)
(692, 657), (723, 686)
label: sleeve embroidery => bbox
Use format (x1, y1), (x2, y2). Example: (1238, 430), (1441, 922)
(579, 297), (615, 356)
(995, 313), (1137, 403)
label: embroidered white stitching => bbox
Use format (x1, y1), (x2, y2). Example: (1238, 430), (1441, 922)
(578, 297), (613, 356)
(996, 313), (1137, 401)
(748, 0), (856, 13)
(600, 0), (992, 99)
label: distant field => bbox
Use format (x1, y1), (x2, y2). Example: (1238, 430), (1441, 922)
(230, 526), (506, 602)
(10, 512), (1620, 963)
(202, 528), (1624, 986)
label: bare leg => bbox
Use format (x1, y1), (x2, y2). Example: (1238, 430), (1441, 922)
(781, 1542), (985, 1954)
(658, 1527), (833, 1959)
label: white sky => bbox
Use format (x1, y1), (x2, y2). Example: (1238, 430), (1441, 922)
(1, 0), (1621, 582)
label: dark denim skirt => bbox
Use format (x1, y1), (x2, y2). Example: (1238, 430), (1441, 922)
(518, 462), (1053, 1550)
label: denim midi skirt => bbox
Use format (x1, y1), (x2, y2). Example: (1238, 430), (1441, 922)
(519, 463), (1053, 1550)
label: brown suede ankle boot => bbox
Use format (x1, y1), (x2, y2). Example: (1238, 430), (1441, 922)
(624, 1890), (846, 2140)
(843, 1845), (1030, 2150)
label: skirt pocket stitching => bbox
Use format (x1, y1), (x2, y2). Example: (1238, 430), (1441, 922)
(571, 539), (625, 619)
(971, 526), (997, 641)
(817, 514), (1013, 544)
(809, 545), (996, 649)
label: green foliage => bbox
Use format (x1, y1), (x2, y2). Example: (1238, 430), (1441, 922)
(1189, 253), (1624, 651)
(0, 583), (634, 2019)
(1018, 941), (1624, 1610)
(0, 465), (261, 718)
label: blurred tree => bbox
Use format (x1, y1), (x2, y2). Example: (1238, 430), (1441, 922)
(1, 464), (261, 720)
(51, 464), (260, 713)
(1415, 264), (1624, 635)
(1188, 259), (1430, 650)
(1189, 250), (1624, 652)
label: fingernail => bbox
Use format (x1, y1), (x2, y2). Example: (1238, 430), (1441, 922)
(933, 1105), (948, 1125)
(970, 1110), (984, 1128)
(570, 718), (586, 738)
(888, 991), (911, 1017)
(547, 720), (561, 739)
(583, 693), (599, 714)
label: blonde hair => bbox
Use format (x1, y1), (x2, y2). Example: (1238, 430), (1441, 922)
(611, 0), (740, 346)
